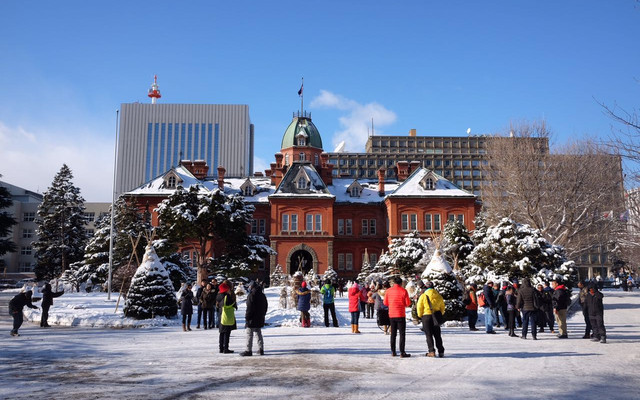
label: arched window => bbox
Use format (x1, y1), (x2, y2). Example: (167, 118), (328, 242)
(285, 154), (290, 165)
(299, 152), (306, 161)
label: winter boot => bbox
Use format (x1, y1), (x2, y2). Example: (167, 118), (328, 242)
(600, 335), (606, 344)
(351, 324), (354, 333)
(187, 325), (192, 331)
(354, 324), (361, 334)
(240, 351), (252, 356)
(259, 349), (264, 356)
(426, 352), (436, 357)
(196, 324), (200, 329)
(183, 324), (187, 332)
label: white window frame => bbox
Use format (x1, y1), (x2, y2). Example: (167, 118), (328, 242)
(338, 219), (345, 235)
(346, 219), (353, 235)
(369, 219), (376, 235)
(282, 214), (289, 232)
(434, 214), (441, 231)
(362, 219), (369, 235)
(346, 253), (353, 270)
(338, 254), (345, 270)
(401, 214), (409, 231)
(425, 214), (432, 231)
(291, 214), (298, 231)
(410, 214), (417, 230)
(315, 214), (322, 232)
(306, 214), (313, 231)
(258, 219), (266, 235)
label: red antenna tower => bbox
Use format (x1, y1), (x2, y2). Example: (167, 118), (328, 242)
(148, 75), (162, 104)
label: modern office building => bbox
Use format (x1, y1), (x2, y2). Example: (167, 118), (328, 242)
(116, 103), (254, 195)
(327, 129), (549, 197)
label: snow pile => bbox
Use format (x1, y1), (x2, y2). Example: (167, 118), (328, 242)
(420, 249), (453, 277)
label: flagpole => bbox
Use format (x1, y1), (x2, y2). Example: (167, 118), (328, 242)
(300, 77), (304, 116)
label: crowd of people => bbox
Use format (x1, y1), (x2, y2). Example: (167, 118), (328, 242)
(463, 278), (607, 343)
(7, 273), (611, 356)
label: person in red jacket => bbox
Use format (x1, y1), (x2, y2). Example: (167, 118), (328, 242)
(383, 277), (412, 358)
(349, 281), (362, 333)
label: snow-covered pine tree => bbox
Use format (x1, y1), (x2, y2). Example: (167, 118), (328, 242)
(34, 164), (87, 280)
(322, 266), (338, 283)
(420, 250), (465, 321)
(304, 268), (320, 287)
(0, 179), (17, 269)
(377, 231), (433, 279)
(270, 264), (287, 286)
(74, 212), (111, 286)
(465, 217), (578, 287)
(441, 219), (474, 270)
(124, 244), (178, 319)
(161, 252), (197, 291)
(357, 261), (374, 283)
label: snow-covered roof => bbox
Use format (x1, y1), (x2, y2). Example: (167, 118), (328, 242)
(389, 168), (475, 198)
(125, 165), (472, 205)
(127, 165), (216, 196)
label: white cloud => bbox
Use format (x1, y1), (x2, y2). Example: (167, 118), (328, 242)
(0, 121), (114, 202)
(310, 90), (397, 152)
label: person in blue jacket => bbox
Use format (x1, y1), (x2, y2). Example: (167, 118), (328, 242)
(296, 281), (312, 327)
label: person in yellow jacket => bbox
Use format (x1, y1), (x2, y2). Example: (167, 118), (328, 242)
(417, 281), (446, 358)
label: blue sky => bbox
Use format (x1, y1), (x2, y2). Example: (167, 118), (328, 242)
(1, 1), (639, 201)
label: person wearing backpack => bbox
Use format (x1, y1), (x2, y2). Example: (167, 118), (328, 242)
(552, 279), (570, 338)
(516, 278), (538, 340)
(320, 281), (338, 327)
(464, 284), (479, 331)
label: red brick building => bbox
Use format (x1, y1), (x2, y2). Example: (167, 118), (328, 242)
(126, 113), (480, 279)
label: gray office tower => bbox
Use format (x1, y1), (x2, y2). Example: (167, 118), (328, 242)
(116, 103), (254, 195)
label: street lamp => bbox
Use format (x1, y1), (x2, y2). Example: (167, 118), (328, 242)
(107, 109), (119, 300)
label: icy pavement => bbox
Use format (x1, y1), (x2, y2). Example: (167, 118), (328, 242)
(1, 289), (639, 399)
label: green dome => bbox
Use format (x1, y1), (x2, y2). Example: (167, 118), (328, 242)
(281, 116), (323, 150)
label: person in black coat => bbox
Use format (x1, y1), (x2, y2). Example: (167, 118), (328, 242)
(240, 281), (268, 356)
(179, 283), (195, 332)
(585, 284), (606, 343)
(9, 290), (38, 336)
(195, 279), (207, 329)
(40, 283), (64, 328)
(482, 281), (497, 333)
(516, 278), (538, 340)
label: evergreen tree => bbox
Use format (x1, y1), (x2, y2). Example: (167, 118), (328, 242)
(0, 179), (17, 270)
(419, 250), (466, 321)
(161, 252), (197, 291)
(124, 244), (178, 319)
(465, 217), (577, 287)
(76, 213), (111, 285)
(270, 264), (287, 286)
(33, 164), (87, 280)
(322, 266), (338, 283)
(441, 219), (474, 270)
(357, 261), (374, 283)
(377, 231), (433, 279)
(157, 187), (254, 280)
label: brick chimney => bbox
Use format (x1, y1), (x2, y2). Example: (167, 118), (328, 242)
(275, 153), (283, 168)
(409, 160), (421, 175)
(397, 161), (409, 182)
(181, 160), (209, 180)
(217, 166), (226, 190)
(378, 167), (386, 196)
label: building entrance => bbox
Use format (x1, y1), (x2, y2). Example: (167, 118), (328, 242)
(289, 250), (313, 275)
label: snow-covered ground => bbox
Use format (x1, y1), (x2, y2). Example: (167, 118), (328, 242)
(1, 288), (639, 399)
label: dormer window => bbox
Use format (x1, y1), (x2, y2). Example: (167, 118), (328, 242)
(240, 178), (257, 197)
(425, 178), (435, 190)
(167, 176), (176, 189)
(314, 153), (319, 166)
(419, 172), (438, 190)
(298, 137), (306, 146)
(297, 176), (309, 190)
(347, 180), (363, 197)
